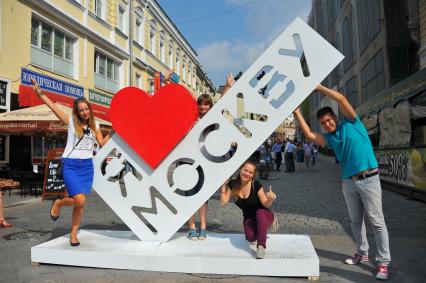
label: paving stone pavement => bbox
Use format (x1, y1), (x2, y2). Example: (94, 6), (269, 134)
(1, 154), (425, 283)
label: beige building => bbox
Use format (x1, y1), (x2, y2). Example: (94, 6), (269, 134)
(0, 0), (214, 170)
(306, 0), (426, 193)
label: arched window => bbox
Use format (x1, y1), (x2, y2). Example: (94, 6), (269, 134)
(149, 20), (157, 55)
(168, 41), (174, 68)
(160, 31), (166, 63)
(175, 48), (181, 74)
(182, 56), (187, 82)
(135, 8), (144, 46)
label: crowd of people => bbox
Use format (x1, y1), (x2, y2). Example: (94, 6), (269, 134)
(257, 138), (318, 173)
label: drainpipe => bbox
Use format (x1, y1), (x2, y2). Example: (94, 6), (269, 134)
(129, 0), (134, 86)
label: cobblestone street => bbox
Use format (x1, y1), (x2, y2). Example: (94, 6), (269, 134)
(1, 155), (425, 283)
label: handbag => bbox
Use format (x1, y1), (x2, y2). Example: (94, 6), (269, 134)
(56, 125), (90, 179)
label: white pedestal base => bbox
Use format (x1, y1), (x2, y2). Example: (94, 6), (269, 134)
(31, 230), (319, 277)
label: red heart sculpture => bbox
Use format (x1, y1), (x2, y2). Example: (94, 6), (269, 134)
(110, 84), (198, 169)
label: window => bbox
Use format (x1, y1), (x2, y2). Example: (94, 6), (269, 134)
(160, 32), (166, 63)
(168, 44), (174, 68)
(31, 19), (75, 77)
(94, 50), (120, 93)
(135, 8), (144, 46)
(361, 50), (385, 102)
(182, 57), (187, 82)
(357, 0), (369, 54)
(176, 49), (181, 74)
(149, 75), (154, 93)
(367, 0), (381, 40)
(345, 75), (358, 107)
(149, 20), (157, 55)
(357, 0), (381, 54)
(136, 19), (143, 45)
(342, 17), (354, 70)
(135, 73), (141, 88)
(118, 5), (125, 32)
(94, 0), (105, 19)
(327, 0), (339, 30)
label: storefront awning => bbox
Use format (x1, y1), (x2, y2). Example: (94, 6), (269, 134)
(0, 103), (111, 133)
(19, 84), (110, 122)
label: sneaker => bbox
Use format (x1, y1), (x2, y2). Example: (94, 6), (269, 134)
(249, 241), (257, 246)
(270, 216), (279, 233)
(187, 229), (198, 241)
(198, 228), (207, 240)
(376, 264), (389, 280)
(344, 253), (369, 265)
(256, 245), (265, 259)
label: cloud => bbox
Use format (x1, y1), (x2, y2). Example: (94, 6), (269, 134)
(197, 39), (268, 86)
(197, 0), (311, 86)
(226, 0), (311, 40)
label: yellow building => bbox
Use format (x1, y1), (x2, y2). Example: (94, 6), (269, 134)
(0, 0), (214, 170)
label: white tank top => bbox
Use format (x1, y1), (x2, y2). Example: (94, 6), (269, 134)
(62, 116), (99, 159)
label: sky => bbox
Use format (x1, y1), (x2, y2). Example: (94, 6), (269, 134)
(157, 0), (312, 88)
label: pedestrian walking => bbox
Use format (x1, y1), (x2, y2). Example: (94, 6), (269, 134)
(220, 160), (279, 259)
(32, 79), (110, 247)
(272, 140), (282, 171)
(311, 144), (318, 165)
(295, 143), (304, 170)
(0, 190), (12, 228)
(294, 84), (391, 280)
(303, 141), (312, 169)
(284, 139), (296, 172)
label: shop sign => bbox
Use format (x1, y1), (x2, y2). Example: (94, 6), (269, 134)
(376, 148), (426, 190)
(170, 73), (180, 83)
(0, 78), (10, 111)
(21, 68), (83, 99)
(89, 89), (112, 107)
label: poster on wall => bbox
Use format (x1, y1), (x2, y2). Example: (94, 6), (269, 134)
(0, 135), (9, 163)
(0, 78), (11, 111)
(376, 148), (426, 190)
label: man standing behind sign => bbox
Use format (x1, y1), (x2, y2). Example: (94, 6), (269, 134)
(32, 79), (110, 247)
(294, 84), (391, 280)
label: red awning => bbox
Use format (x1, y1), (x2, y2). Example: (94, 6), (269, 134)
(18, 84), (110, 121)
(0, 121), (67, 133)
(0, 103), (111, 133)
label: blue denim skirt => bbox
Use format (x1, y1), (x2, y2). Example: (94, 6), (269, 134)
(62, 158), (94, 196)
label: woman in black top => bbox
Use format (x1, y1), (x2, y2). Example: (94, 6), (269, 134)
(220, 160), (278, 259)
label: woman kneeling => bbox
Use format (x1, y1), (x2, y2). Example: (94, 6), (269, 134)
(220, 160), (278, 259)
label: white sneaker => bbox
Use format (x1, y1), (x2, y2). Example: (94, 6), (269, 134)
(256, 245), (265, 259)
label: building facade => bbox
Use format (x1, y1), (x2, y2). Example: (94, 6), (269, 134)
(0, 0), (214, 170)
(306, 0), (426, 192)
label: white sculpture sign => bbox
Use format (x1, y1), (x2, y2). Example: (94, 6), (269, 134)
(93, 18), (343, 242)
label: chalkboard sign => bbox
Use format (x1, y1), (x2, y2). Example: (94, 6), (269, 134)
(45, 159), (66, 192)
(42, 148), (67, 200)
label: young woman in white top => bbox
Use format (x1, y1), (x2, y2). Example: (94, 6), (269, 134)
(32, 79), (109, 246)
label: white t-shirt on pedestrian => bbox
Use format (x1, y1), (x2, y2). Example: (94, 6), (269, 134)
(62, 116), (99, 159)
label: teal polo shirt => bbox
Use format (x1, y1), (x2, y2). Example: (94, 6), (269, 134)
(324, 116), (378, 179)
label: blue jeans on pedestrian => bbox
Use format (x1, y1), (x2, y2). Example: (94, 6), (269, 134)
(342, 175), (391, 265)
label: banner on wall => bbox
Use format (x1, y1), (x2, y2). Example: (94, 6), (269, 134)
(376, 147), (426, 190)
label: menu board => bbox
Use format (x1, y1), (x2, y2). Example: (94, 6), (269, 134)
(42, 148), (67, 200)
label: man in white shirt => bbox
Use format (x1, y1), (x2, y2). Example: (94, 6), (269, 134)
(284, 139), (296, 172)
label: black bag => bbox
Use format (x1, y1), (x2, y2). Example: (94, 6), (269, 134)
(55, 125), (90, 180)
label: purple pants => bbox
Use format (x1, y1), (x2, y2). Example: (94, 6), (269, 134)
(243, 208), (274, 248)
